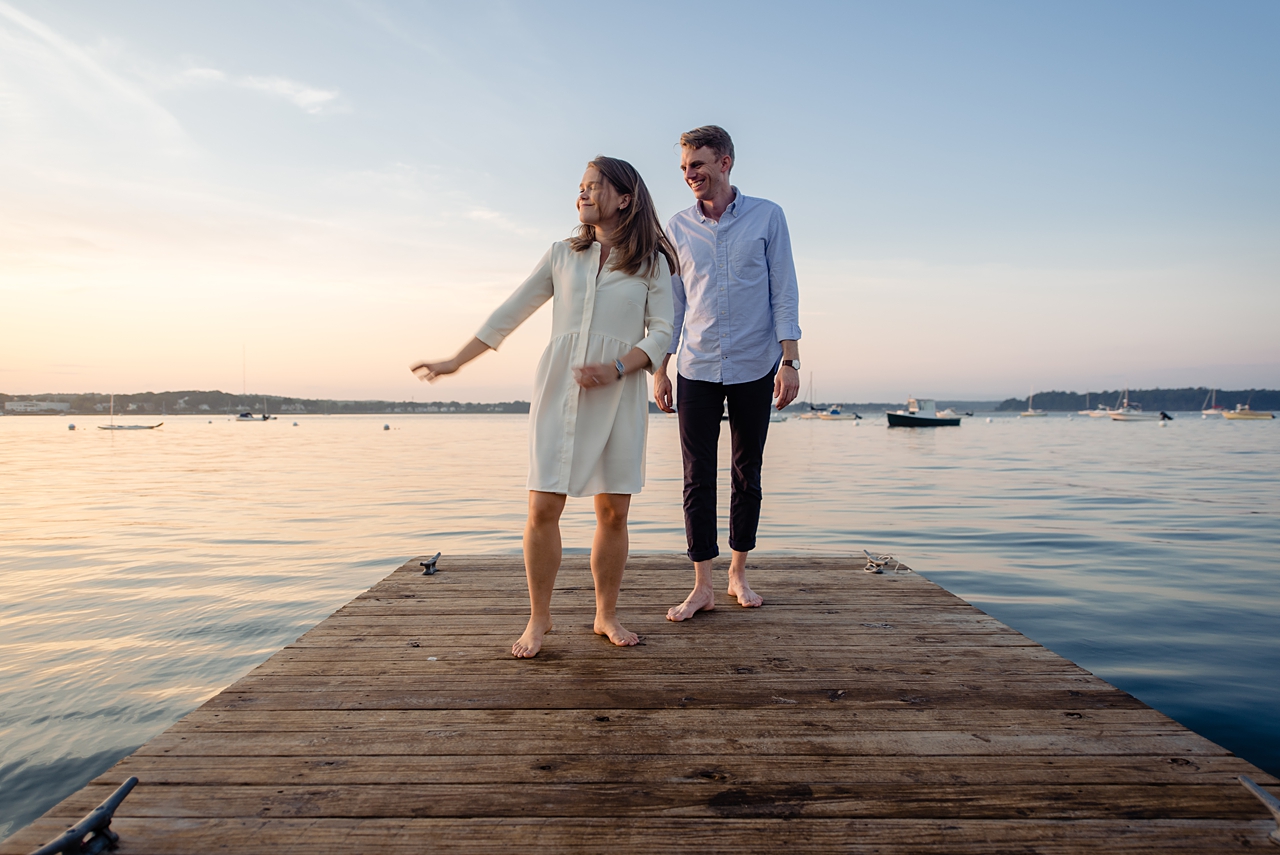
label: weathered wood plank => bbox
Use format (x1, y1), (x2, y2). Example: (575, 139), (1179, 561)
(44, 780), (1276, 821)
(165, 706), (1185, 732)
(4, 816), (1273, 855)
(98, 753), (1274, 787)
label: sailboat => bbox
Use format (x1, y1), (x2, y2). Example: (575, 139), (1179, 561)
(798, 372), (823, 419)
(1020, 387), (1048, 417)
(98, 394), (163, 430)
(1109, 388), (1171, 421)
(1201, 389), (1226, 417)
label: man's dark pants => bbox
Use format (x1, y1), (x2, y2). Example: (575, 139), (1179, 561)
(676, 369), (775, 562)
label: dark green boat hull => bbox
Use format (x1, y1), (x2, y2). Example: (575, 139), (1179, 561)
(886, 412), (961, 427)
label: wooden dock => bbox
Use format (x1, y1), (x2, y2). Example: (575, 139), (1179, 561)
(5, 553), (1277, 853)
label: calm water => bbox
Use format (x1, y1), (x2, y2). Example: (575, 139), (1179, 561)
(1, 411), (1278, 839)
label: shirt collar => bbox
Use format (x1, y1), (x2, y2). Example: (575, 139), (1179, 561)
(696, 186), (742, 222)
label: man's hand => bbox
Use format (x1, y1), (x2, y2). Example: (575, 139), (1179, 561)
(654, 368), (675, 413)
(774, 365), (800, 410)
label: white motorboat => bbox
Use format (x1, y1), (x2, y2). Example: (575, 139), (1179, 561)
(1077, 393), (1111, 417)
(818, 404), (860, 421)
(887, 398), (961, 427)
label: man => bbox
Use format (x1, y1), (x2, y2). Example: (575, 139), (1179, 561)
(655, 125), (801, 621)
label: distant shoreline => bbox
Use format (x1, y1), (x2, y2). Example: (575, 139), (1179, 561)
(2, 386), (1275, 416)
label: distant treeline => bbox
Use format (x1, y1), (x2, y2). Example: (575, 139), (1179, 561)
(7, 387), (1274, 415)
(996, 388), (1279, 412)
(0, 390), (530, 415)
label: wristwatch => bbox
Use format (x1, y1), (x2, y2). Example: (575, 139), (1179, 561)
(781, 359), (800, 371)
(614, 359), (626, 379)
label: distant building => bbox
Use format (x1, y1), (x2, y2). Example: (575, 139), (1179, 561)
(5, 401), (71, 413)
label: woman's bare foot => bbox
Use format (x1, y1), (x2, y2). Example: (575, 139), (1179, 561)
(594, 615), (639, 647)
(667, 586), (716, 621)
(512, 616), (553, 658)
(728, 577), (763, 608)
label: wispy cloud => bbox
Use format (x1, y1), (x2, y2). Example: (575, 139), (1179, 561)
(463, 207), (538, 237)
(176, 66), (344, 114)
(0, 0), (185, 142)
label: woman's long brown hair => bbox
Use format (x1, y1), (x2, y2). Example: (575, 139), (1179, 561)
(570, 156), (678, 277)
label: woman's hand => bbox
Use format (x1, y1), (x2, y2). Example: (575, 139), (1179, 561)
(573, 362), (620, 389)
(410, 359), (458, 383)
(410, 338), (492, 383)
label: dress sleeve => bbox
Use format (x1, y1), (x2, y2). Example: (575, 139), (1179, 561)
(475, 246), (555, 350)
(635, 254), (675, 374)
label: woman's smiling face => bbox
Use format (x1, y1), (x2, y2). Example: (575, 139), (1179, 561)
(577, 166), (630, 228)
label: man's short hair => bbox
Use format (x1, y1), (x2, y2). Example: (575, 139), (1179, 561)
(680, 125), (734, 165)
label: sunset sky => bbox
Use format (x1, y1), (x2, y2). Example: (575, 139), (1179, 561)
(1, 1), (1276, 402)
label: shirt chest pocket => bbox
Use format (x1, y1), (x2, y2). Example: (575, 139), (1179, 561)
(731, 237), (767, 279)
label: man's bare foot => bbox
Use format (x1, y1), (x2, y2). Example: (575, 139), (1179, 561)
(728, 577), (763, 608)
(667, 586), (716, 621)
(594, 615), (639, 647)
(512, 616), (553, 658)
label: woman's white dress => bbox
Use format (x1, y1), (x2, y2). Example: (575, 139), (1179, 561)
(476, 241), (674, 497)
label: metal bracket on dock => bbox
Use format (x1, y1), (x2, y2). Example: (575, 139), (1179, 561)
(29, 776), (138, 855)
(420, 552), (441, 575)
(1240, 775), (1280, 844)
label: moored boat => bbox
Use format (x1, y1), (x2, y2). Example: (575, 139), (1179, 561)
(1202, 389), (1227, 417)
(818, 405), (860, 421)
(96, 394), (163, 430)
(1020, 387), (1047, 417)
(1109, 389), (1171, 421)
(1222, 403), (1274, 420)
(887, 398), (961, 427)
(1078, 393), (1111, 417)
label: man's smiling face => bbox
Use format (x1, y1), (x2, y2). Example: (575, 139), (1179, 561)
(680, 145), (732, 203)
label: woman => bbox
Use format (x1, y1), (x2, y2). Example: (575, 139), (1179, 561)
(412, 157), (676, 658)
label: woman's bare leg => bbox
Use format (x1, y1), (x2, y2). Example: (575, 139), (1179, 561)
(591, 493), (638, 646)
(514, 490), (566, 658)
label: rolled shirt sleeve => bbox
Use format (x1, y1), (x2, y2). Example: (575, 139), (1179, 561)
(475, 247), (554, 350)
(667, 269), (687, 357)
(766, 207), (802, 343)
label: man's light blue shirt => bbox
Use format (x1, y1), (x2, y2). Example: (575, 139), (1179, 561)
(667, 187), (801, 385)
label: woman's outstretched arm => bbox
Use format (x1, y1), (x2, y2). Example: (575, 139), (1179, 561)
(411, 336), (492, 383)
